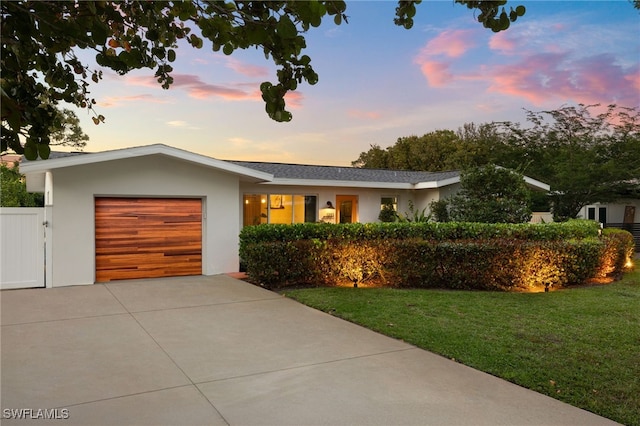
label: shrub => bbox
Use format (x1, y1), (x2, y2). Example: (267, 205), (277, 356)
(447, 165), (532, 223)
(238, 221), (612, 290)
(597, 228), (635, 278)
(429, 199), (450, 222)
(378, 200), (398, 222)
(509, 239), (603, 291)
(399, 200), (431, 223)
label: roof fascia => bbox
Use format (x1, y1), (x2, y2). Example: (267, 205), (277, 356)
(259, 178), (415, 189)
(524, 176), (550, 191)
(19, 144), (273, 182)
(413, 176), (461, 189)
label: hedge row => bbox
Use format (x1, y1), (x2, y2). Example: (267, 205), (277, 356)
(239, 221), (633, 291)
(239, 220), (600, 244)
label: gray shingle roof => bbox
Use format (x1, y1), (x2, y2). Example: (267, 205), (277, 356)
(22, 147), (460, 185)
(227, 161), (460, 184)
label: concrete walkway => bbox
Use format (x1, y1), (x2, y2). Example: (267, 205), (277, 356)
(1, 275), (619, 425)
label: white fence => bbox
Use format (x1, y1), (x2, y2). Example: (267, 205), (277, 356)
(0, 208), (45, 289)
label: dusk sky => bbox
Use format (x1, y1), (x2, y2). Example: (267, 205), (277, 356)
(70, 1), (639, 166)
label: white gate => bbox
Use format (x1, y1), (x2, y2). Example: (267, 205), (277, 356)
(0, 208), (45, 289)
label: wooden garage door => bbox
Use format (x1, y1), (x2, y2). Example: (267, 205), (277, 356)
(95, 198), (202, 282)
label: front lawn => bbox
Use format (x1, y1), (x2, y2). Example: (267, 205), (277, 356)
(283, 270), (640, 426)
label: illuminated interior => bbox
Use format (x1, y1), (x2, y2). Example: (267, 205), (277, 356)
(243, 194), (317, 226)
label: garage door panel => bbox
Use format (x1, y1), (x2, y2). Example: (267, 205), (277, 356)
(96, 244), (202, 256)
(95, 198), (202, 282)
(97, 254), (201, 273)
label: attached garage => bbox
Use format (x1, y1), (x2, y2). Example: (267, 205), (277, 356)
(95, 198), (202, 282)
(19, 145), (273, 288)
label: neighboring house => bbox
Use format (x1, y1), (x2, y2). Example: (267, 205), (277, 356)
(17, 144), (550, 288)
(578, 200), (640, 251)
(578, 201), (639, 226)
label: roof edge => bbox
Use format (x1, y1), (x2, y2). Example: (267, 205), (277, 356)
(19, 144), (273, 182)
(260, 178), (415, 189)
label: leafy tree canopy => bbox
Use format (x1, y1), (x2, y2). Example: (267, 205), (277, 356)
(49, 108), (89, 151)
(0, 163), (44, 207)
(497, 104), (640, 221)
(1, 0), (527, 159)
(446, 165), (532, 223)
(354, 104), (640, 221)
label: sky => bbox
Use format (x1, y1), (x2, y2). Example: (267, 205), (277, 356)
(69, 0), (640, 166)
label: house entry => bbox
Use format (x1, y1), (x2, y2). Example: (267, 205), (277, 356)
(336, 195), (358, 223)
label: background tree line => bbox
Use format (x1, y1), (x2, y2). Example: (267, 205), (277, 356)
(354, 104), (640, 221)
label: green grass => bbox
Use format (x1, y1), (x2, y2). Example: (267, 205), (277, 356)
(283, 270), (640, 426)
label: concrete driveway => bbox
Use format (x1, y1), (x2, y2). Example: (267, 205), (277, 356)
(1, 275), (618, 425)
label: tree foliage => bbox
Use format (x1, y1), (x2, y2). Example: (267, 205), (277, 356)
(0, 163), (44, 207)
(1, 0), (526, 159)
(352, 125), (505, 171)
(49, 108), (89, 150)
(446, 165), (532, 223)
(354, 104), (640, 221)
(352, 130), (462, 171)
(497, 104), (640, 221)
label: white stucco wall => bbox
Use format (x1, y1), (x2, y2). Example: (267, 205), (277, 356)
(48, 155), (241, 287)
(413, 188), (449, 215)
(238, 183), (443, 224)
(578, 200), (640, 223)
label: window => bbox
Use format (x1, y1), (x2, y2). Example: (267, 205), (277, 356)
(585, 205), (607, 225)
(379, 196), (398, 222)
(380, 196), (398, 211)
(243, 194), (317, 226)
(598, 207), (607, 225)
(243, 194), (267, 226)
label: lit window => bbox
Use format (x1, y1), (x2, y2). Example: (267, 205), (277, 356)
(242, 194), (317, 226)
(381, 196), (397, 211)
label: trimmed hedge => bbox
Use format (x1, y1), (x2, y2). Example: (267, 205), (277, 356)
(239, 221), (631, 291)
(239, 220), (600, 243)
(597, 228), (636, 278)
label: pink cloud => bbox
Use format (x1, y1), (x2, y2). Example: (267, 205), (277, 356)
(414, 26), (640, 106)
(414, 29), (477, 87)
(418, 60), (454, 87)
(626, 68), (640, 92)
(347, 109), (382, 120)
(172, 74), (257, 100)
(284, 91), (304, 109)
(123, 72), (307, 107)
(420, 30), (476, 58)
(486, 53), (639, 107)
(125, 74), (261, 101)
(123, 75), (157, 88)
(489, 32), (518, 54)
(225, 57), (269, 78)
(100, 94), (168, 107)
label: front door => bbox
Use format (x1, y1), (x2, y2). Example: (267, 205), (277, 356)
(336, 195), (358, 223)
